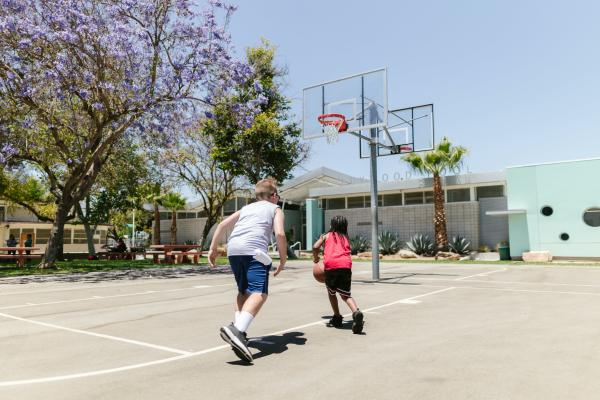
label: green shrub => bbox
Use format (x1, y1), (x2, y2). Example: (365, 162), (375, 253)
(378, 231), (402, 255)
(405, 234), (435, 256)
(448, 236), (471, 255)
(349, 235), (370, 255)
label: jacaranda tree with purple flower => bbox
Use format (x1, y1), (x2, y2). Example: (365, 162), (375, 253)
(0, 0), (258, 266)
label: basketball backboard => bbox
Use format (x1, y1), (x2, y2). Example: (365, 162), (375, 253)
(359, 104), (435, 159)
(302, 68), (388, 140)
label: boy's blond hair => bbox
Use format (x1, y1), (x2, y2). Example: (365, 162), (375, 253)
(255, 178), (278, 200)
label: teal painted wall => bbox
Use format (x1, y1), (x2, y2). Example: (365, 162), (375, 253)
(305, 199), (324, 249)
(507, 158), (600, 257)
(283, 209), (301, 245)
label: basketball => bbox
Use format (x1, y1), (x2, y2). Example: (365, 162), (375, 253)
(313, 261), (325, 283)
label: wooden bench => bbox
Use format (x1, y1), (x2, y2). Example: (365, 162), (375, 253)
(146, 250), (165, 264)
(171, 251), (202, 264)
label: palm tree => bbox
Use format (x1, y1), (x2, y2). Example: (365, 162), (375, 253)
(140, 183), (166, 245)
(403, 137), (467, 251)
(161, 192), (187, 245)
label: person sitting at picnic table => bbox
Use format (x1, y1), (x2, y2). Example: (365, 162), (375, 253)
(6, 234), (17, 255)
(24, 234), (33, 255)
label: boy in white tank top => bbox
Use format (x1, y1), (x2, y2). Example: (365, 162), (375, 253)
(208, 178), (287, 363)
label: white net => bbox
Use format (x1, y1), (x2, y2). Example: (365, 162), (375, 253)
(323, 122), (341, 144)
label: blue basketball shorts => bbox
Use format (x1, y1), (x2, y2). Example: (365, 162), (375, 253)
(228, 255), (271, 294)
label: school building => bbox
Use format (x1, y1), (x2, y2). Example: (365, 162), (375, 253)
(3, 158), (598, 260)
(0, 201), (110, 253)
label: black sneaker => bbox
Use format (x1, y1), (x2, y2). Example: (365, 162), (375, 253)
(327, 314), (343, 328)
(220, 323), (253, 363)
(352, 310), (364, 334)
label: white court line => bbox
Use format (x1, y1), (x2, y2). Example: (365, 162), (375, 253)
(460, 285), (600, 297)
(0, 284), (236, 311)
(454, 268), (507, 281)
(0, 286), (455, 387)
(0, 273), (236, 297)
(0, 312), (191, 356)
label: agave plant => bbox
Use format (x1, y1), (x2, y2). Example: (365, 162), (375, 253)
(405, 234), (435, 256)
(349, 235), (370, 255)
(448, 236), (471, 255)
(378, 231), (402, 255)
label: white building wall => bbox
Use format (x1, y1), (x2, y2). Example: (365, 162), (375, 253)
(325, 202), (480, 248)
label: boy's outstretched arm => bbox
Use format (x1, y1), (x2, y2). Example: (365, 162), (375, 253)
(312, 234), (326, 263)
(273, 208), (287, 276)
(208, 211), (240, 267)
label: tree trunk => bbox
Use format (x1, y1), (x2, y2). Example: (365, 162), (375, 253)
(170, 212), (177, 244)
(44, 201), (70, 267)
(432, 173), (448, 251)
(82, 220), (96, 257)
(76, 199), (96, 257)
(200, 214), (218, 250)
(153, 202), (161, 245)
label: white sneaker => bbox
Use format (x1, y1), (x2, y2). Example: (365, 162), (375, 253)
(253, 249), (272, 266)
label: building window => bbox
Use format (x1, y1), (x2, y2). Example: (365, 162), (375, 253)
(347, 196), (365, 209)
(63, 229), (73, 245)
(325, 198), (346, 210)
(73, 229), (87, 244)
(447, 188), (470, 202)
(583, 208), (600, 227)
(237, 198), (247, 208)
(383, 193), (403, 206)
(365, 195), (383, 207)
(404, 192), (424, 205)
(541, 206), (553, 217)
(177, 212), (196, 219)
(476, 185), (504, 200)
(159, 212), (172, 220)
(0, 206), (5, 222)
(36, 229), (51, 244)
(223, 199), (236, 216)
(424, 191), (434, 204)
(197, 210), (208, 218)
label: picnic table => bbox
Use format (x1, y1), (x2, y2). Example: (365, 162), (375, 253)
(0, 247), (42, 267)
(148, 245), (203, 264)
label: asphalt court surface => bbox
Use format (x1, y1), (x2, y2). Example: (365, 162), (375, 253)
(3, 261), (600, 399)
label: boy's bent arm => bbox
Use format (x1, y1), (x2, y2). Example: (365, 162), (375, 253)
(207, 211), (240, 267)
(273, 208), (287, 276)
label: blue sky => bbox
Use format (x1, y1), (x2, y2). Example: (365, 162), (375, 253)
(227, 0), (600, 182)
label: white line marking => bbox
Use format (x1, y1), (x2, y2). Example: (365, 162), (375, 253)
(0, 274), (235, 297)
(398, 299), (421, 304)
(0, 287), (455, 387)
(461, 286), (600, 297)
(0, 284), (236, 311)
(362, 287), (456, 312)
(0, 312), (191, 355)
(454, 268), (507, 281)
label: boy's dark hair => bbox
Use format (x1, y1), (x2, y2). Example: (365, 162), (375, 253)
(328, 215), (348, 238)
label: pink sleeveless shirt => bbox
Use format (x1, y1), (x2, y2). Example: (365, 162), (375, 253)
(323, 233), (352, 270)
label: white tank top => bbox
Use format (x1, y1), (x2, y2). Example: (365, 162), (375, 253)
(227, 201), (280, 256)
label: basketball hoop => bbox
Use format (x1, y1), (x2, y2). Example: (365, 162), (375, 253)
(318, 113), (347, 144)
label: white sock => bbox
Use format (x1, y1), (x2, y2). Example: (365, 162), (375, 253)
(234, 311), (241, 324)
(234, 311), (254, 333)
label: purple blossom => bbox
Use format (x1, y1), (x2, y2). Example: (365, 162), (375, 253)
(253, 80), (263, 93)
(0, 0), (262, 164)
(0, 143), (17, 165)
